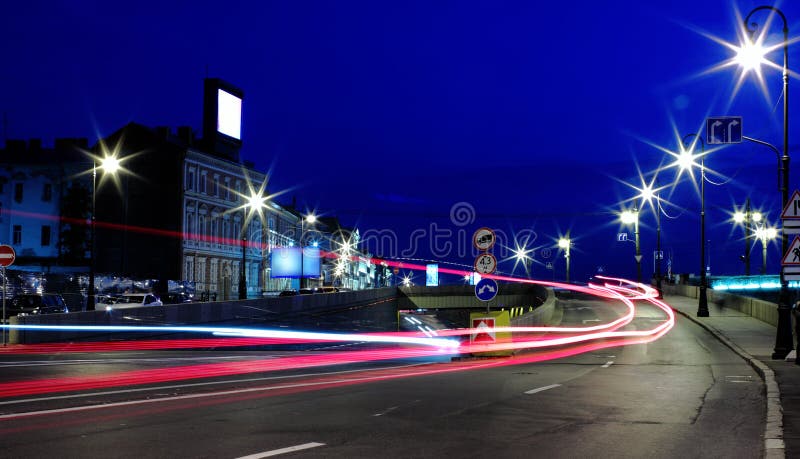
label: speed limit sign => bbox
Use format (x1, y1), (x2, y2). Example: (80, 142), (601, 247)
(474, 253), (497, 274)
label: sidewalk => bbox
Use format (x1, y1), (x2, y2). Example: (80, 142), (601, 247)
(664, 294), (797, 459)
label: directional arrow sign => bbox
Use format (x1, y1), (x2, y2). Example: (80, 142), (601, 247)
(475, 278), (499, 302)
(471, 317), (496, 343)
(706, 116), (742, 144)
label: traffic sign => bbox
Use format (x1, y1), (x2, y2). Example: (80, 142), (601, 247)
(473, 227), (496, 251)
(781, 190), (800, 220)
(782, 236), (800, 266)
(784, 266), (800, 281)
(706, 116), (742, 144)
(634, 255), (643, 263)
(474, 253), (497, 274)
(471, 317), (496, 343)
(475, 278), (499, 302)
(0, 245), (15, 267)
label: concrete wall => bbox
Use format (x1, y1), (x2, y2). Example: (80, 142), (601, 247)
(661, 283), (779, 327)
(11, 287), (399, 344)
(397, 284), (548, 311)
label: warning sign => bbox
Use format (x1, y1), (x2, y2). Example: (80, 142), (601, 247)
(782, 235), (800, 266)
(471, 317), (496, 343)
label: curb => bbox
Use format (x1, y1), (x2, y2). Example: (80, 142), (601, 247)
(671, 307), (784, 459)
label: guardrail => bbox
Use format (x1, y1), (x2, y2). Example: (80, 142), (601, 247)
(661, 283), (779, 327)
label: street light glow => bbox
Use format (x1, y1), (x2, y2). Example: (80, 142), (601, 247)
(558, 238), (570, 249)
(100, 155), (121, 174)
(733, 211), (745, 223)
(753, 212), (763, 223)
(735, 39), (768, 72)
(306, 214), (317, 224)
(620, 210), (637, 225)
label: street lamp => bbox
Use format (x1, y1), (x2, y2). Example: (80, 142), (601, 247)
(733, 201), (759, 276)
(513, 244), (532, 279)
(755, 224), (778, 275)
(620, 209), (641, 283)
(736, 6), (793, 358)
(678, 133), (709, 317)
(88, 155), (120, 311)
(558, 236), (571, 283)
(239, 190), (268, 300)
(300, 213), (317, 289)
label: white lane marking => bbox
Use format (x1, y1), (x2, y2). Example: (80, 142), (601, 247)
(602, 361), (614, 368)
(0, 361), (493, 419)
(524, 384), (561, 395)
(236, 442), (325, 458)
(373, 406), (399, 417)
(0, 363), (433, 407)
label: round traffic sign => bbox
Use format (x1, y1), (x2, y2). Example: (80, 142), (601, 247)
(0, 245), (15, 267)
(473, 227), (496, 251)
(475, 278), (499, 302)
(474, 253), (497, 274)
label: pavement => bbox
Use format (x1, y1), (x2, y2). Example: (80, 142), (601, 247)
(664, 294), (798, 459)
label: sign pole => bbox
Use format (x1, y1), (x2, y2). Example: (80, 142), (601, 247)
(2, 266), (6, 346)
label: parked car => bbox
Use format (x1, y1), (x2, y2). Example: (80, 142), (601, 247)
(8, 293), (69, 316)
(278, 290), (299, 297)
(161, 292), (195, 304)
(103, 293), (163, 311)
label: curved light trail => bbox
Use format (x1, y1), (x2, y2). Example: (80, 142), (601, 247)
(0, 275), (674, 399)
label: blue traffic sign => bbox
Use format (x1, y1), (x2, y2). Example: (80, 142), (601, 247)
(706, 116), (742, 144)
(475, 278), (498, 302)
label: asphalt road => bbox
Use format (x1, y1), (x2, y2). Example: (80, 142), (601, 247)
(0, 296), (765, 458)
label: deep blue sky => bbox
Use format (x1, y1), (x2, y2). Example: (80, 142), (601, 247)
(3, 0), (800, 284)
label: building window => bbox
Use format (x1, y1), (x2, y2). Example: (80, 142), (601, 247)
(224, 178), (231, 201)
(41, 225), (51, 247)
(14, 184), (23, 203)
(12, 225), (21, 245)
(199, 172), (207, 194)
(42, 184), (52, 202)
(212, 175), (219, 197)
(198, 215), (206, 240)
(186, 168), (195, 191)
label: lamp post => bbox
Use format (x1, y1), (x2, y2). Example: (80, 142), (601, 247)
(737, 6), (793, 358)
(558, 235), (571, 283)
(88, 155), (120, 311)
(239, 190), (268, 300)
(621, 209), (641, 283)
(755, 225), (778, 275)
(679, 133), (709, 317)
(300, 214), (316, 289)
(734, 201), (758, 276)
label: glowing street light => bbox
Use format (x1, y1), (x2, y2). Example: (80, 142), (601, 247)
(755, 225), (779, 275)
(735, 6), (793, 359)
(299, 213), (317, 289)
(239, 189), (268, 300)
(733, 200), (760, 276)
(558, 236), (571, 283)
(620, 209), (641, 283)
(88, 154), (121, 311)
(513, 244), (532, 279)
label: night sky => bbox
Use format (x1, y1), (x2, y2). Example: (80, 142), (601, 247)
(3, 0), (800, 284)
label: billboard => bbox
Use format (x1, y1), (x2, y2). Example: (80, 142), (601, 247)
(217, 89), (242, 140)
(426, 263), (439, 287)
(270, 247), (321, 278)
